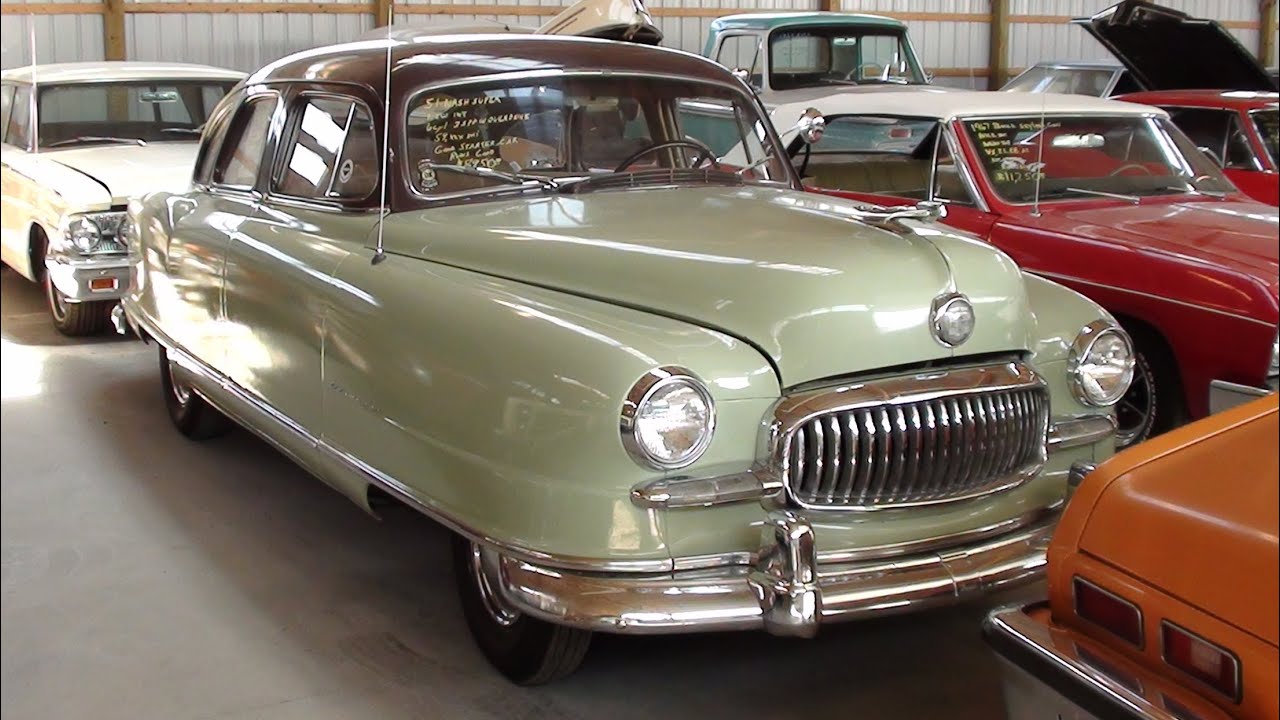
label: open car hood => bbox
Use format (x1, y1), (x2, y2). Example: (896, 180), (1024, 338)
(537, 0), (661, 44)
(1073, 0), (1275, 92)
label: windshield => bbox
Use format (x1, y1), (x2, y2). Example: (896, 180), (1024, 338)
(37, 80), (236, 148)
(1001, 67), (1117, 97)
(961, 114), (1235, 203)
(404, 75), (790, 197)
(768, 26), (924, 90)
(1251, 108), (1279, 166)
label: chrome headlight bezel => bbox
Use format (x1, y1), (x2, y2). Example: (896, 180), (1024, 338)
(620, 367), (716, 471)
(57, 212), (127, 256)
(1068, 320), (1136, 407)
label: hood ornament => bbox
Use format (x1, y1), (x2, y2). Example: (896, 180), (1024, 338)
(932, 293), (975, 347)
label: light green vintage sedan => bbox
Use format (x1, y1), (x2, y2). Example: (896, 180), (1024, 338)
(119, 34), (1134, 684)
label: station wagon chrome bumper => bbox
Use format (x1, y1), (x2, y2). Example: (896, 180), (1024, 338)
(492, 505), (1058, 636)
(45, 255), (128, 302)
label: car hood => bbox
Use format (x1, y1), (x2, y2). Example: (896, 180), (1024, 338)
(1078, 397), (1279, 646)
(761, 84), (947, 110)
(45, 143), (198, 204)
(1074, 0), (1275, 92)
(1038, 200), (1280, 294)
(386, 186), (1037, 389)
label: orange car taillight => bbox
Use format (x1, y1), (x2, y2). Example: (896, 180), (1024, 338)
(1073, 576), (1143, 647)
(1161, 621), (1241, 702)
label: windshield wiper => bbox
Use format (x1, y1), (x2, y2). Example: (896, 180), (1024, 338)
(45, 136), (146, 148)
(427, 163), (559, 191)
(160, 128), (203, 136)
(1043, 186), (1141, 204)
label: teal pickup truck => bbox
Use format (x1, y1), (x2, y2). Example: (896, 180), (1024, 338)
(702, 12), (932, 106)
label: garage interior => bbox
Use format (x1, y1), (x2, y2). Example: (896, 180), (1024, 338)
(3, 0), (1278, 718)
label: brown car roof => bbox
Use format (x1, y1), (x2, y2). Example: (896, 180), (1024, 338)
(246, 34), (733, 93)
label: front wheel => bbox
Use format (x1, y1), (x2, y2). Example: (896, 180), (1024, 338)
(158, 344), (231, 440)
(44, 271), (111, 336)
(1114, 330), (1185, 449)
(452, 534), (591, 685)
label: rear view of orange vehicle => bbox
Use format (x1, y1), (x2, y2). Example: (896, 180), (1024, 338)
(986, 394), (1279, 719)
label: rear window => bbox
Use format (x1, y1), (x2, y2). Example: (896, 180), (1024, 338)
(1251, 108), (1278, 166)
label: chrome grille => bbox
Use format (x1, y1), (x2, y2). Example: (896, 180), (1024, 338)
(778, 365), (1049, 509)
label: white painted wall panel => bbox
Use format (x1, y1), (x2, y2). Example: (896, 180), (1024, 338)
(126, 13), (374, 72)
(1, 14), (106, 69)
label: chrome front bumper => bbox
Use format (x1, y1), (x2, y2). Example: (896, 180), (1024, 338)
(985, 605), (1227, 720)
(45, 255), (128, 302)
(492, 506), (1058, 637)
(1209, 378), (1279, 414)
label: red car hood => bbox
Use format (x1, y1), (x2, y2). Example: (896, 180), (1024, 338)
(1046, 200), (1280, 290)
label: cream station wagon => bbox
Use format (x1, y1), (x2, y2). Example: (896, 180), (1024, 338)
(0, 62), (243, 335)
(120, 35), (1133, 684)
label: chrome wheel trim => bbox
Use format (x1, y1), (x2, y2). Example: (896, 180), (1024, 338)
(167, 358), (193, 405)
(1114, 355), (1155, 448)
(44, 274), (68, 322)
(469, 542), (521, 627)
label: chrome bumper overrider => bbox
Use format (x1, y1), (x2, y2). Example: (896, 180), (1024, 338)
(492, 506), (1058, 637)
(45, 255), (128, 302)
(1208, 378), (1278, 414)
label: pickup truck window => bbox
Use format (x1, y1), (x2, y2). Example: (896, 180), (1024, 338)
(769, 26), (922, 90)
(36, 80), (236, 149)
(0, 85), (13, 142)
(7, 85), (32, 150)
(716, 35), (762, 87)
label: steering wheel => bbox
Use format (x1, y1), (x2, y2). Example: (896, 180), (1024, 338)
(613, 140), (720, 173)
(1109, 163), (1154, 177)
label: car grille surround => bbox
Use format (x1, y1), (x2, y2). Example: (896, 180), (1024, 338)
(772, 362), (1049, 510)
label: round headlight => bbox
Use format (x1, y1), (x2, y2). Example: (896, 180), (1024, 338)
(932, 294), (975, 347)
(1069, 321), (1135, 407)
(621, 368), (715, 470)
(65, 216), (102, 254)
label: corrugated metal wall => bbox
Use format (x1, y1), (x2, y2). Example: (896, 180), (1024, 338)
(1, 0), (1271, 80)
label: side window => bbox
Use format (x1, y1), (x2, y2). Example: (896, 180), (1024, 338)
(1223, 112), (1256, 169)
(0, 85), (14, 143)
(932, 132), (976, 206)
(717, 35), (762, 87)
(211, 96), (275, 189)
(8, 85), (32, 150)
(1166, 107), (1234, 166)
(276, 95), (379, 201)
(1110, 71), (1140, 96)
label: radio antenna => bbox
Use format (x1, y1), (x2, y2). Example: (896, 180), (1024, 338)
(29, 21), (38, 153)
(372, 4), (394, 265)
(1030, 88), (1046, 217)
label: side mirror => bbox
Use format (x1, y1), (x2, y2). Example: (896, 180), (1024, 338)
(796, 107), (825, 145)
(730, 68), (760, 90)
(1197, 146), (1224, 168)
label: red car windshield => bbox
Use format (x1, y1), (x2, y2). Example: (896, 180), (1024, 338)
(960, 115), (1234, 203)
(1251, 108), (1279, 166)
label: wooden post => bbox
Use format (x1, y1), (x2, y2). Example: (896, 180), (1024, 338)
(104, 0), (126, 60)
(987, 0), (1009, 89)
(817, 0), (836, 11)
(374, 0), (393, 27)
(1261, 0), (1277, 66)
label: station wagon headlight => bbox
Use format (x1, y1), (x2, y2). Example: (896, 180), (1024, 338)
(58, 213), (127, 256)
(621, 368), (715, 470)
(1068, 321), (1135, 407)
(65, 216), (103, 254)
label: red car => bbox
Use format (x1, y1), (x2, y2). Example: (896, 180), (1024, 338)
(768, 89), (1280, 449)
(1006, 1), (1280, 206)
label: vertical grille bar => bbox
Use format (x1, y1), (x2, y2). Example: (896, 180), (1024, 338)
(821, 415), (841, 502)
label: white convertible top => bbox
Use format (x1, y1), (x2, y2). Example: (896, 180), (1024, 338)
(771, 88), (1167, 123)
(1, 61), (244, 85)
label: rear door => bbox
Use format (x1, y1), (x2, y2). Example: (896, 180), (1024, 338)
(222, 89), (380, 434)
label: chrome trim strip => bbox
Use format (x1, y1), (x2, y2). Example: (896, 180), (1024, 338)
(1048, 414), (1116, 452)
(1030, 269), (1275, 327)
(126, 307), (682, 575)
(1209, 378), (1274, 413)
(986, 606), (1186, 720)
(630, 465), (780, 509)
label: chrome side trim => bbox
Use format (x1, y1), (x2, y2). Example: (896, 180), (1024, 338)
(1208, 379), (1273, 414)
(1030, 269), (1275, 328)
(126, 307), (681, 575)
(630, 465), (781, 509)
(1048, 414), (1116, 452)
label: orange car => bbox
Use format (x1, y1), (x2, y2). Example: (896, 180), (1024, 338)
(985, 394), (1279, 720)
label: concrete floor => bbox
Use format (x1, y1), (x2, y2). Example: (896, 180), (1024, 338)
(1, 266), (1039, 720)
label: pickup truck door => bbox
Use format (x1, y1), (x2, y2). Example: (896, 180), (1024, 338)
(221, 93), (381, 434)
